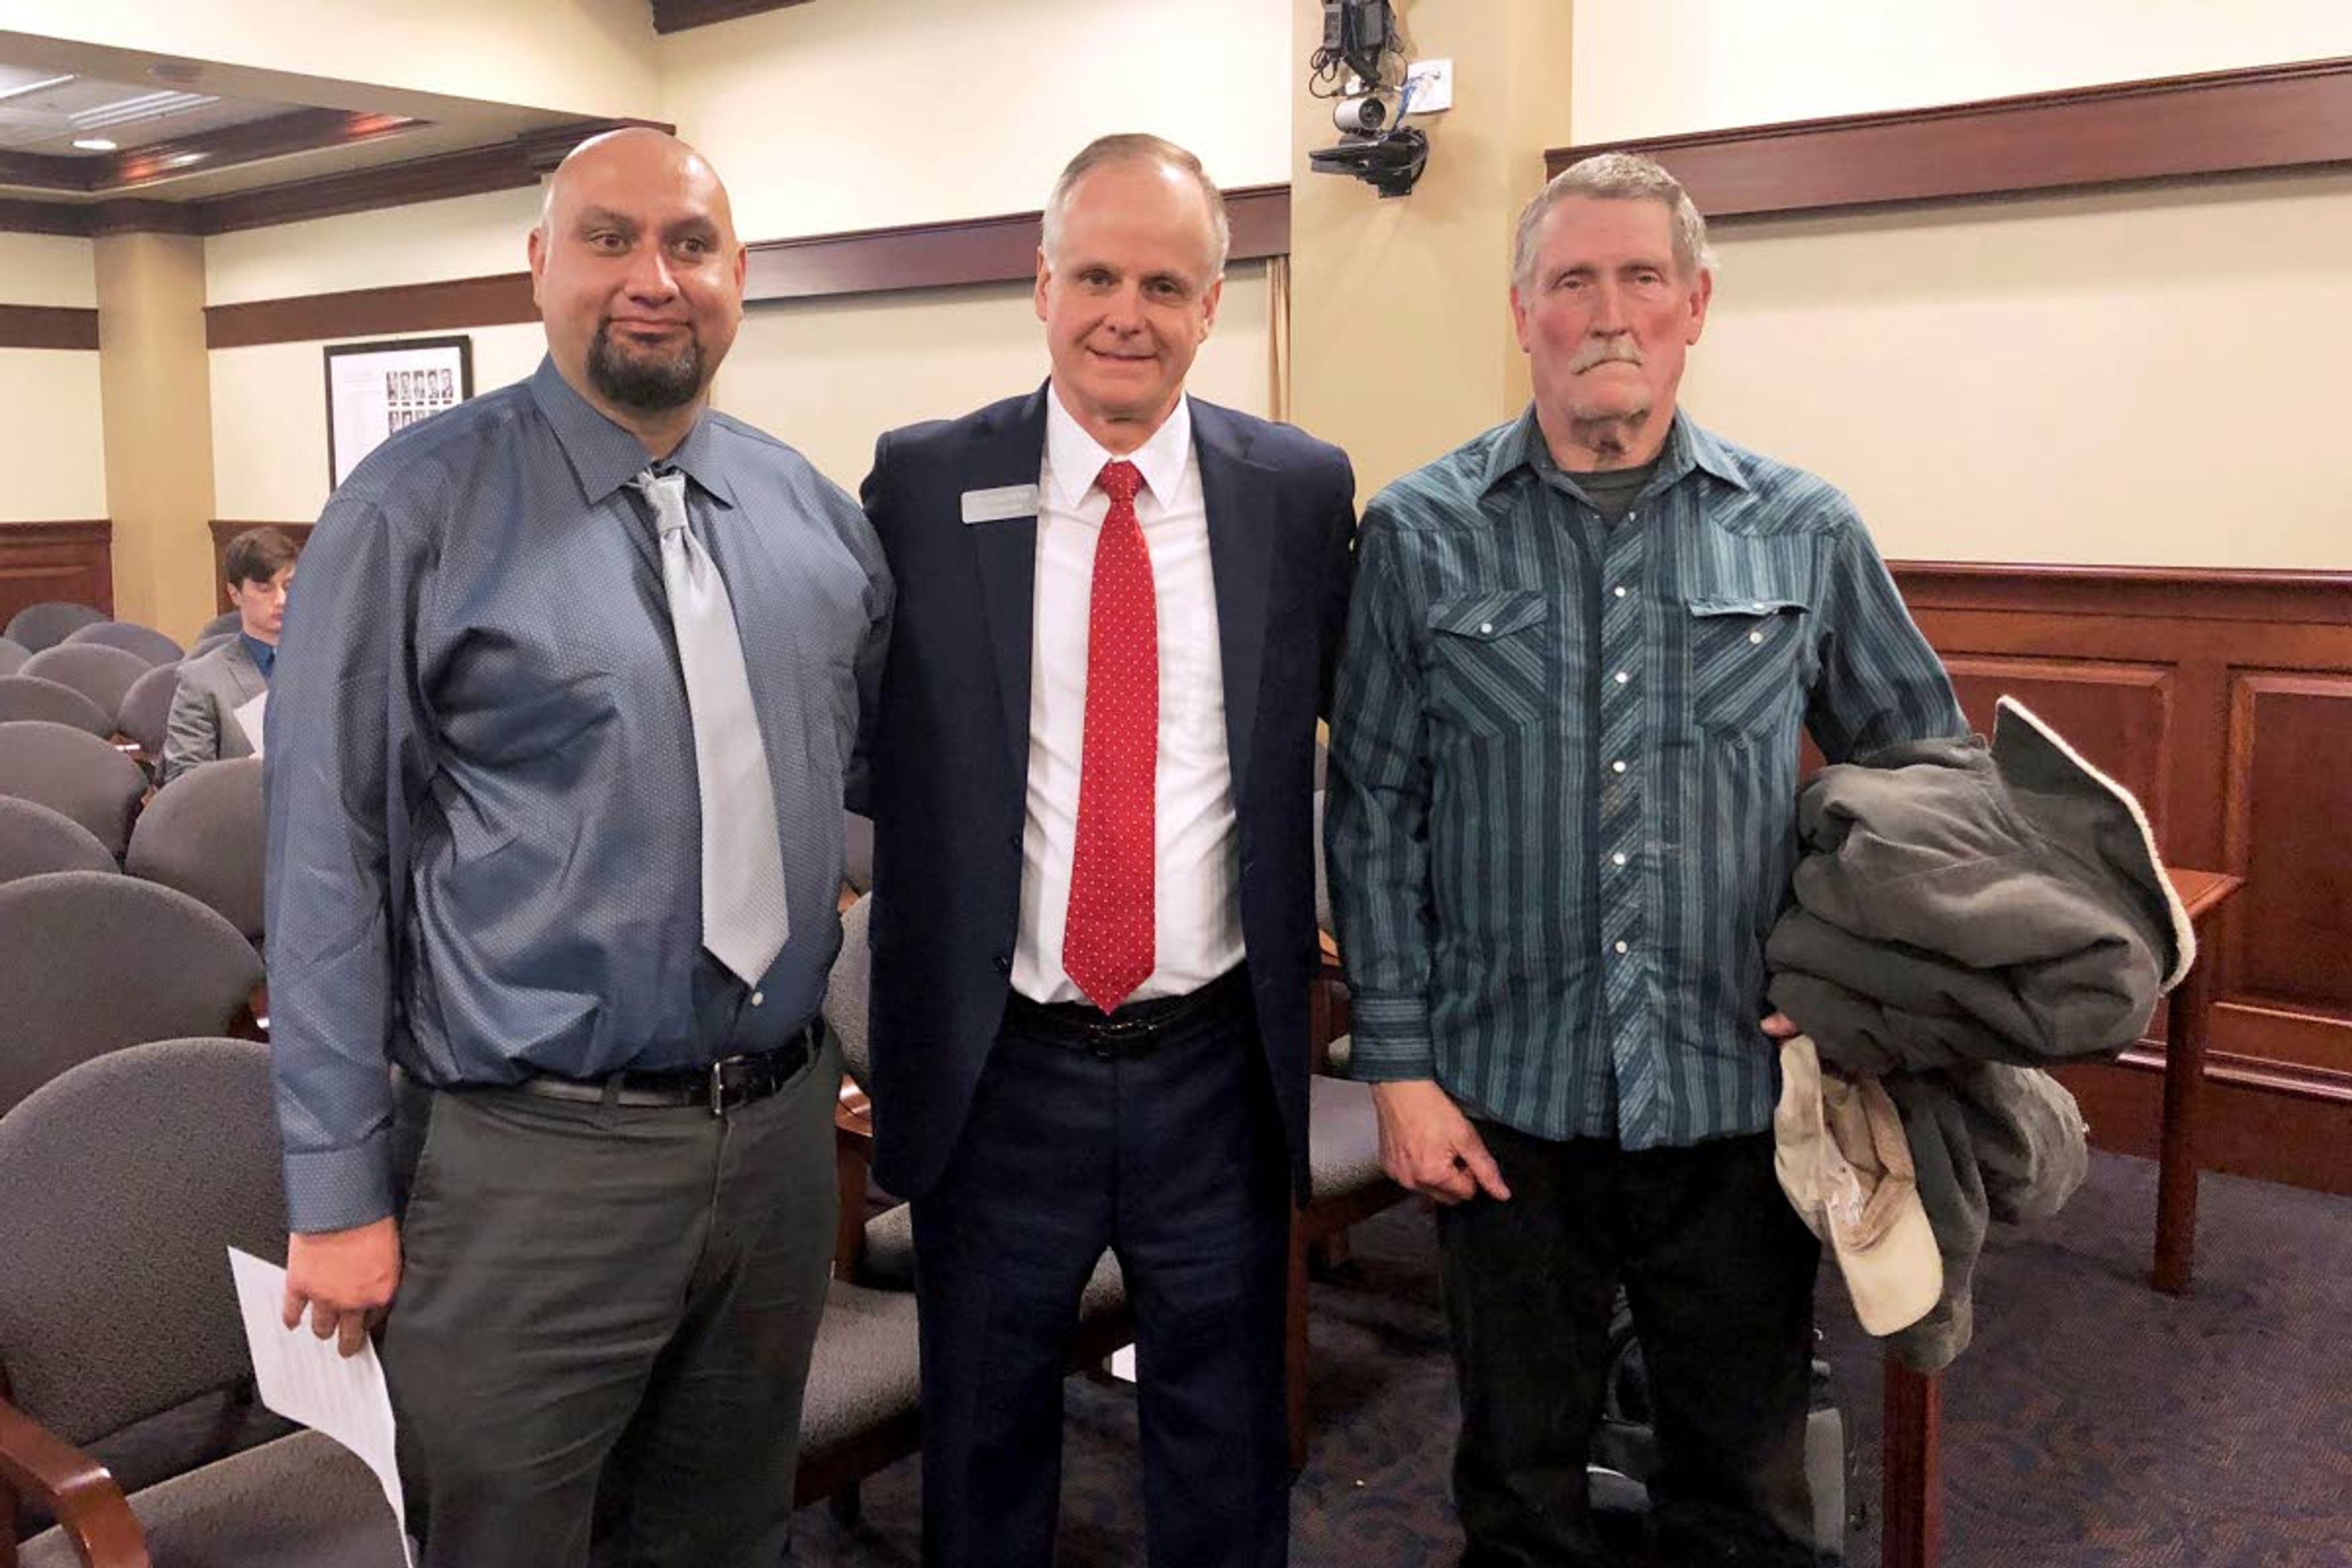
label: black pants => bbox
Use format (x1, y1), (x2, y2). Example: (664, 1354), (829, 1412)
(910, 984), (1292, 1568)
(381, 1039), (840, 1568)
(1438, 1125), (1820, 1567)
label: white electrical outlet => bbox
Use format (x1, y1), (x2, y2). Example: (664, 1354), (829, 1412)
(1404, 58), (1453, 113)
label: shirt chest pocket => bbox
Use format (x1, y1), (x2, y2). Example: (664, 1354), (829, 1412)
(1425, 589), (1553, 738)
(1685, 596), (1811, 743)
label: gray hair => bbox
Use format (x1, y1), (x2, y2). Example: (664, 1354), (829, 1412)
(1041, 133), (1231, 278)
(1511, 151), (1714, 290)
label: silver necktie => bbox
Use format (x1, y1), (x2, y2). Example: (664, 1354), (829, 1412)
(631, 468), (791, 985)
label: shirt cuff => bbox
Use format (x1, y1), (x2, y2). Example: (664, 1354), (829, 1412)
(1343, 992), (1436, 1082)
(283, 1130), (396, 1234)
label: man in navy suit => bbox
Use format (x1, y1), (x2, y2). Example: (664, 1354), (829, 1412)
(859, 133), (1355, 1567)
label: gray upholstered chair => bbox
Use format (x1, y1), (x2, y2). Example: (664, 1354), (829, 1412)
(62, 621), (182, 668)
(0, 722), (148, 858)
(187, 631), (238, 662)
(0, 675), (113, 737)
(0, 638), (28, 677)
(197, 609), (243, 641)
(18, 644), (148, 731)
(799, 894), (1131, 1517)
(2, 602), (106, 655)
(0, 798), (116, 886)
(0, 1038), (410, 1567)
(0, 871), (263, 1118)
(115, 663), (182, 757)
(842, 809), (875, 897)
(127, 756), (265, 943)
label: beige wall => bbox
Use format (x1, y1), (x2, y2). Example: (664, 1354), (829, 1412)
(205, 186), (544, 306)
(1, 231), (97, 307)
(1685, 170), (2352, 568)
(0, 352), (108, 521)
(723, 265), (1276, 495)
(0, 233), (105, 521)
(1286, 0), (1577, 497)
(209, 324), (548, 522)
(660, 0), (1293, 242)
(95, 231), (216, 638)
(1572, 0), (2352, 141)
(203, 0), (1292, 521)
(0, 0), (662, 120)
(1569, 0), (2352, 569)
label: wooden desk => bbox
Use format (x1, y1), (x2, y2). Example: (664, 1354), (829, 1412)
(2150, 867), (2247, 1295)
(1879, 865), (2246, 1568)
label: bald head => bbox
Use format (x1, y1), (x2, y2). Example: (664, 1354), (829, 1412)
(529, 127), (747, 446)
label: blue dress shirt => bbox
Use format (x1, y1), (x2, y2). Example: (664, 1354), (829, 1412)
(238, 631), (276, 680)
(265, 358), (892, 1232)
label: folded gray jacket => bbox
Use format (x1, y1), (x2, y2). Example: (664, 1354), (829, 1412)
(1766, 696), (2194, 1369)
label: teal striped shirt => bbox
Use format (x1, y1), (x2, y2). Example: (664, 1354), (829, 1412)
(1324, 408), (1963, 1148)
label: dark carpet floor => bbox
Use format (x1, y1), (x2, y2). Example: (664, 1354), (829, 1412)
(787, 1152), (2352, 1566)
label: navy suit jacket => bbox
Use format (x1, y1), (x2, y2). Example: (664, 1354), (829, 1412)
(859, 385), (1356, 1202)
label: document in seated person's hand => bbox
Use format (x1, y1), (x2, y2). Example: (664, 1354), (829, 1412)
(234, 690), (268, 754)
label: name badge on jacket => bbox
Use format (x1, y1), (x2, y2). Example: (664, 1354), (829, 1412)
(960, 485), (1040, 525)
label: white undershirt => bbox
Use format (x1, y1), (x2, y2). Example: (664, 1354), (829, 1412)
(1012, 386), (1244, 1004)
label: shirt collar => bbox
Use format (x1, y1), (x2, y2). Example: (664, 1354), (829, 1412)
(1481, 404), (1752, 499)
(1043, 382), (1193, 513)
(238, 631), (276, 676)
(529, 355), (737, 510)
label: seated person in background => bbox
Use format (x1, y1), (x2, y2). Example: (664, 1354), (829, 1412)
(158, 526), (298, 785)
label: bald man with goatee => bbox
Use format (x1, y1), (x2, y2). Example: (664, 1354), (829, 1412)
(265, 128), (892, 1567)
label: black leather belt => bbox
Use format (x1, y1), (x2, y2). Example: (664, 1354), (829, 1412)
(1003, 967), (1252, 1058)
(508, 1021), (821, 1115)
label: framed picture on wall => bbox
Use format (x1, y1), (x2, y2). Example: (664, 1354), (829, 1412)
(323, 335), (475, 488)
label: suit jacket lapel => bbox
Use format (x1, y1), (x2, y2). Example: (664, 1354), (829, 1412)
(230, 641), (268, 703)
(1194, 401), (1275, 796)
(967, 386), (1052, 783)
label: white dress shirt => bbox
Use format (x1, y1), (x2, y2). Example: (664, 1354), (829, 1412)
(1013, 386), (1244, 1004)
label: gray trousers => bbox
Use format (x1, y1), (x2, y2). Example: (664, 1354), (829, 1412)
(380, 1038), (839, 1568)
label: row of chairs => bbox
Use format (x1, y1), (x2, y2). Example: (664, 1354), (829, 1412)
(0, 626), (240, 749)
(3, 601), (239, 658)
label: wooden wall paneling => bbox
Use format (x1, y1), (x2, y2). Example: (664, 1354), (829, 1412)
(1894, 563), (2352, 1196)
(0, 521), (113, 628)
(209, 521), (317, 609)
(1545, 58), (2352, 220)
(205, 276), (538, 350)
(1938, 654), (2174, 846)
(2222, 673), (2352, 1038)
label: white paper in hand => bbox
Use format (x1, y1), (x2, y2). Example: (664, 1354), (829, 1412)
(233, 690), (268, 754)
(227, 1247), (413, 1566)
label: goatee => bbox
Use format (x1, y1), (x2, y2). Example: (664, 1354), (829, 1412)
(587, 323), (704, 412)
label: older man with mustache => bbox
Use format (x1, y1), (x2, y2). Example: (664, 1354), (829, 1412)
(266, 127), (891, 1567)
(1324, 153), (1963, 1566)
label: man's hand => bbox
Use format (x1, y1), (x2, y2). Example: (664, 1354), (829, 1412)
(282, 1218), (401, 1358)
(1759, 1011), (1800, 1040)
(1370, 1079), (1512, 1205)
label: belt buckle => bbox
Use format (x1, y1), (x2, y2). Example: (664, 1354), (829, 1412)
(1091, 1012), (1159, 1056)
(707, 1054), (751, 1117)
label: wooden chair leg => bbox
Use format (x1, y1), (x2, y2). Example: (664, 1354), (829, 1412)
(1881, 1355), (1941, 1568)
(1285, 1219), (1311, 1475)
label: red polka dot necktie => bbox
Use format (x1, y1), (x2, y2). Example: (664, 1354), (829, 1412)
(1063, 459), (1158, 1014)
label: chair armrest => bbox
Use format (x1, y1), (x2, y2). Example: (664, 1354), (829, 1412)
(832, 1087), (876, 1280)
(0, 1398), (146, 1568)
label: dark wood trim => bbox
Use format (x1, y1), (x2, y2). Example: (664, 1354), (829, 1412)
(0, 118), (660, 241)
(0, 521), (110, 545)
(0, 521), (114, 627)
(1547, 56), (2352, 219)
(0, 305), (99, 352)
(651, 0), (815, 34)
(1891, 560), (2352, 625)
(0, 198), (87, 236)
(0, 109), (417, 196)
(745, 184), (1289, 302)
(202, 185), (1292, 345)
(205, 274), (537, 350)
